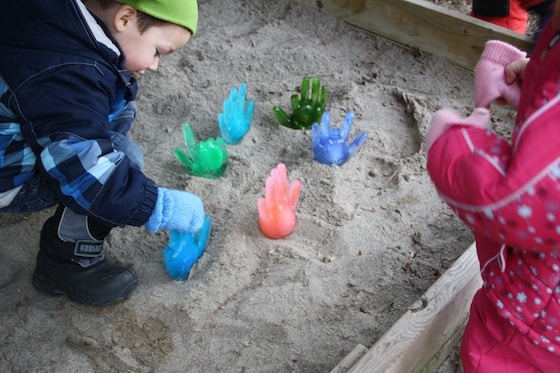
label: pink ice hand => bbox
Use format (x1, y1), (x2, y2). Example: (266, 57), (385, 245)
(258, 163), (302, 239)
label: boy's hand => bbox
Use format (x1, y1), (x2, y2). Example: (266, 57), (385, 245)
(146, 187), (205, 233)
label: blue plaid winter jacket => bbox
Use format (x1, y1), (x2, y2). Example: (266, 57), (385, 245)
(0, 0), (158, 227)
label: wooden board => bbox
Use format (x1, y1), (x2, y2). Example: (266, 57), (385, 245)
(330, 344), (368, 373)
(294, 0), (534, 71)
(332, 243), (482, 373)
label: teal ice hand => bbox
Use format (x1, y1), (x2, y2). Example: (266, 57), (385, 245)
(218, 82), (255, 144)
(312, 111), (367, 166)
(174, 123), (228, 178)
(163, 214), (212, 281)
(273, 76), (327, 130)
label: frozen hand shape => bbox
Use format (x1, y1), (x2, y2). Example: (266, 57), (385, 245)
(174, 123), (228, 179)
(163, 214), (212, 281)
(258, 163), (302, 239)
(218, 82), (255, 144)
(312, 111), (367, 166)
(273, 76), (327, 130)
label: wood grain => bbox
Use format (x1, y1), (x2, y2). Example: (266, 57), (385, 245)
(295, 0), (534, 70)
(331, 243), (481, 372)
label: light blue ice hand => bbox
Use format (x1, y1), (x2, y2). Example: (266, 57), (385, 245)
(312, 111), (367, 166)
(218, 82), (255, 144)
(163, 214), (212, 281)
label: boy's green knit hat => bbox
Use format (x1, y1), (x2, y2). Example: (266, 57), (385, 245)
(117, 0), (198, 35)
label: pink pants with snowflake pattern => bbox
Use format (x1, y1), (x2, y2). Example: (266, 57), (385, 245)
(460, 289), (560, 372)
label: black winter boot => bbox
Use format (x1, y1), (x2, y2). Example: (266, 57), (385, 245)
(32, 205), (137, 306)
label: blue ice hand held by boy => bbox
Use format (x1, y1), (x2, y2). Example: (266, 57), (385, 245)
(146, 188), (205, 234)
(164, 215), (212, 281)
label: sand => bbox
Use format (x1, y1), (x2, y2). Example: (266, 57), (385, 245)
(0, 0), (517, 372)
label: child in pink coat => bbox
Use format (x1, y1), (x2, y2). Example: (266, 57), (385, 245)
(426, 2), (560, 371)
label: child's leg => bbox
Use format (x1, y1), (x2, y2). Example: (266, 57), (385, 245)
(1, 102), (143, 214)
(472, 0), (529, 33)
(461, 289), (560, 372)
(106, 102), (145, 170)
(0, 172), (57, 213)
(32, 204), (137, 306)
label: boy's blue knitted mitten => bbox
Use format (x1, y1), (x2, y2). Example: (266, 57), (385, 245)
(146, 187), (205, 233)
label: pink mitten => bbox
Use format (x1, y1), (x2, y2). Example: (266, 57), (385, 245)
(425, 107), (491, 152)
(474, 40), (526, 109)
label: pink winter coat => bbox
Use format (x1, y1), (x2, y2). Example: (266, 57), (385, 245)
(427, 21), (560, 356)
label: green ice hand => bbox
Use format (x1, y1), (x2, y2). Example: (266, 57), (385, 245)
(174, 123), (228, 179)
(273, 76), (328, 130)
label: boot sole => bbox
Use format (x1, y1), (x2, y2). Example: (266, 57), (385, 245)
(32, 272), (138, 307)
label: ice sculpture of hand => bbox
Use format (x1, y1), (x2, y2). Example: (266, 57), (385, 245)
(273, 76), (327, 130)
(174, 123), (228, 178)
(312, 111), (367, 166)
(218, 82), (255, 144)
(163, 214), (212, 281)
(258, 163), (301, 239)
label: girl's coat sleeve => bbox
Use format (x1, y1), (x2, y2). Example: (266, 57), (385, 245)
(427, 91), (560, 253)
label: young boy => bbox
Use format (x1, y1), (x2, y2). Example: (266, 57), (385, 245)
(0, 0), (205, 307)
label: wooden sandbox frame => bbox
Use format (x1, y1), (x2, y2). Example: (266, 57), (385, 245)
(292, 0), (535, 371)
